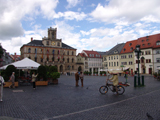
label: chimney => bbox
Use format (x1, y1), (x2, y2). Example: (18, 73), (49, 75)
(14, 52), (16, 55)
(31, 37), (33, 41)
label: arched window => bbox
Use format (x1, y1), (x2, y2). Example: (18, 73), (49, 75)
(35, 57), (37, 62)
(47, 57), (49, 61)
(52, 57), (54, 61)
(28, 48), (31, 53)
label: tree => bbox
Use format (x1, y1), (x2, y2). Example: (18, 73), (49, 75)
(37, 65), (47, 81)
(0, 45), (3, 59)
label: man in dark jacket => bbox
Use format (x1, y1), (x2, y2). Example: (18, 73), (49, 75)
(75, 72), (79, 87)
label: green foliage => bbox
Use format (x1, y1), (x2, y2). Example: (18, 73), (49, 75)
(49, 66), (58, 73)
(153, 72), (157, 77)
(0, 45), (3, 59)
(50, 72), (60, 80)
(5, 65), (17, 81)
(84, 71), (88, 74)
(37, 65), (47, 81)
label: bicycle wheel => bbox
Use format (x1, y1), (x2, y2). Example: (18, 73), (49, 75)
(117, 86), (125, 95)
(99, 85), (108, 94)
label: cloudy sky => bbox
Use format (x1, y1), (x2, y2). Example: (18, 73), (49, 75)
(0, 0), (160, 55)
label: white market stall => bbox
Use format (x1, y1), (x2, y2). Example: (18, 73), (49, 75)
(0, 57), (40, 70)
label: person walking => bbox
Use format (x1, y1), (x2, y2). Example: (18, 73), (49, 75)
(0, 73), (4, 102)
(9, 72), (15, 88)
(32, 72), (38, 90)
(79, 72), (84, 87)
(75, 72), (79, 87)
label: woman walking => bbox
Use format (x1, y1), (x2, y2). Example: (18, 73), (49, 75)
(32, 72), (38, 90)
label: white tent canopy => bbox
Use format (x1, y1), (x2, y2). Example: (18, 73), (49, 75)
(0, 57), (40, 70)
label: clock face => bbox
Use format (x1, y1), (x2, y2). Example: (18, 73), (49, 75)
(52, 41), (55, 46)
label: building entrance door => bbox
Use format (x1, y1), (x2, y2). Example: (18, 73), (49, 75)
(149, 68), (152, 74)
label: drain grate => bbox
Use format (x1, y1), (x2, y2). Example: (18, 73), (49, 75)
(12, 90), (24, 92)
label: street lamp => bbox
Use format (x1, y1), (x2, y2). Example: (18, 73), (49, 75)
(135, 45), (141, 86)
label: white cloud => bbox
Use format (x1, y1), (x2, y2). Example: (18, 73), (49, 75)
(66, 0), (81, 9)
(90, 0), (160, 24)
(55, 11), (87, 21)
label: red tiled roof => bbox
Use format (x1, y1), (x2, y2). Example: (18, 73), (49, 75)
(83, 50), (102, 58)
(120, 40), (138, 54)
(78, 53), (87, 57)
(137, 34), (159, 49)
(121, 33), (160, 54)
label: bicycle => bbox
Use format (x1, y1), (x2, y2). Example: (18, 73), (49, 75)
(99, 82), (126, 95)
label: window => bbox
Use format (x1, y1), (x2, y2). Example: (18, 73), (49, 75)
(145, 51), (150, 55)
(129, 61), (133, 65)
(35, 57), (37, 62)
(57, 42), (60, 46)
(67, 58), (69, 63)
(156, 41), (160, 45)
(72, 58), (74, 63)
(117, 62), (118, 66)
(136, 60), (140, 63)
(109, 62), (110, 67)
(141, 59), (144, 63)
(47, 41), (49, 45)
(121, 62), (127, 65)
(52, 57), (54, 61)
(58, 57), (60, 61)
(128, 54), (132, 58)
(41, 58), (43, 62)
(142, 44), (145, 46)
(156, 58), (160, 63)
(111, 56), (113, 60)
(58, 50), (60, 55)
(67, 51), (69, 55)
(146, 59), (151, 63)
(141, 51), (144, 55)
(72, 51), (74, 55)
(129, 43), (132, 46)
(156, 50), (160, 54)
(72, 66), (74, 70)
(146, 39), (149, 41)
(148, 43), (151, 46)
(117, 56), (118, 59)
(123, 48), (126, 52)
(142, 40), (144, 42)
(130, 47), (133, 51)
(47, 57), (49, 61)
(114, 62), (116, 66)
(109, 57), (110, 60)
(114, 56), (115, 59)
(28, 48), (31, 53)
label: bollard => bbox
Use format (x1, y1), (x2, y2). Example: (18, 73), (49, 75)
(142, 76), (144, 86)
(134, 76), (137, 87)
(138, 76), (141, 86)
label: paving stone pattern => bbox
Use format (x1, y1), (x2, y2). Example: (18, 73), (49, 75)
(0, 75), (160, 120)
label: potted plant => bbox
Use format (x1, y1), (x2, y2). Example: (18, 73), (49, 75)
(50, 72), (60, 84)
(49, 66), (60, 84)
(36, 65), (48, 86)
(100, 71), (102, 76)
(3, 65), (19, 88)
(103, 71), (106, 76)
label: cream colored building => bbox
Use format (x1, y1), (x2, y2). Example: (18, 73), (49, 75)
(20, 27), (77, 73)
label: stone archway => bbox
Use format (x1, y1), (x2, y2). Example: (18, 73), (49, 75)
(60, 65), (63, 73)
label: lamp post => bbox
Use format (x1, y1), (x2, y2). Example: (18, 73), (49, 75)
(135, 45), (141, 86)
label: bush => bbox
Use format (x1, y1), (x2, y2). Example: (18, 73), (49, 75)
(5, 65), (17, 82)
(37, 65), (47, 81)
(50, 72), (60, 80)
(49, 66), (58, 73)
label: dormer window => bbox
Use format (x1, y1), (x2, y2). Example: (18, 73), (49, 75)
(156, 41), (160, 45)
(130, 47), (133, 51)
(142, 44), (145, 46)
(129, 43), (132, 46)
(123, 48), (126, 52)
(114, 51), (118, 54)
(146, 39), (149, 41)
(142, 40), (144, 42)
(148, 43), (151, 46)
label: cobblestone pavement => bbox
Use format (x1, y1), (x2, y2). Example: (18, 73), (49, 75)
(0, 75), (160, 120)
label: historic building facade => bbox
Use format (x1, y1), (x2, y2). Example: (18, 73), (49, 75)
(20, 27), (77, 73)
